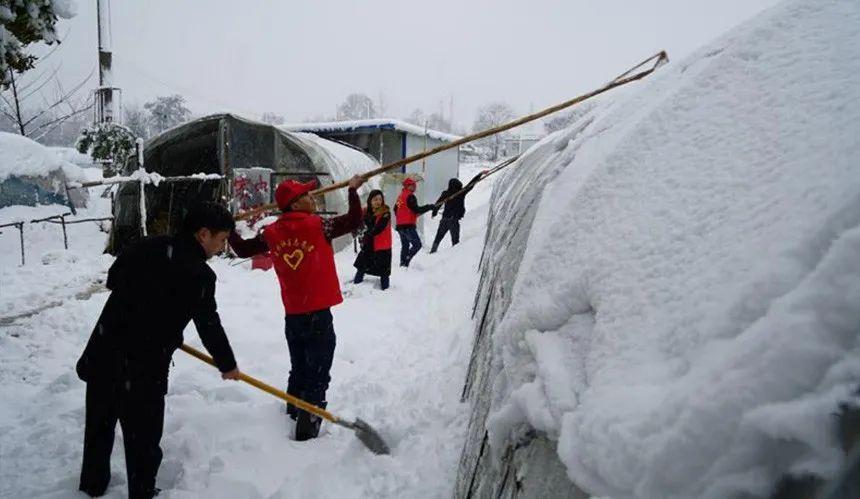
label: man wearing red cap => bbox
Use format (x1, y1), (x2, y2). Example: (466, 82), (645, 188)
(394, 177), (435, 267)
(229, 175), (364, 440)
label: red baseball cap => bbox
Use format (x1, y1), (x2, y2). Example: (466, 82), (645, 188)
(402, 177), (418, 187)
(275, 179), (317, 210)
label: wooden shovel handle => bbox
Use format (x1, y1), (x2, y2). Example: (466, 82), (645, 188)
(179, 344), (341, 424)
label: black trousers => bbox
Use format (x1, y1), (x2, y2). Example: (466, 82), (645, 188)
(397, 227), (422, 266)
(285, 308), (337, 408)
(79, 379), (165, 499)
(431, 217), (461, 252)
(354, 271), (390, 290)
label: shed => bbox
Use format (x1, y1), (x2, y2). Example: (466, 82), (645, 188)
(280, 119), (461, 227)
(110, 113), (378, 253)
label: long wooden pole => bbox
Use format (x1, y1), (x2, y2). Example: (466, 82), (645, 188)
(236, 51), (668, 221)
(433, 155), (521, 209)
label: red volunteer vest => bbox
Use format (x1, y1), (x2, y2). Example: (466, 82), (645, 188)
(373, 212), (392, 250)
(262, 212), (343, 315)
(395, 189), (418, 226)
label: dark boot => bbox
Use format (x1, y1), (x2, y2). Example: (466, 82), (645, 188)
(380, 276), (390, 290)
(295, 402), (326, 441)
(79, 484), (108, 498)
(285, 386), (299, 420)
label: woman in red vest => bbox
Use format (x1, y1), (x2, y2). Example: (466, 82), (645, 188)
(353, 190), (392, 289)
(229, 175), (364, 441)
(394, 177), (434, 267)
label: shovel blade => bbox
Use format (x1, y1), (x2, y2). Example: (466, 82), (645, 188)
(351, 418), (390, 455)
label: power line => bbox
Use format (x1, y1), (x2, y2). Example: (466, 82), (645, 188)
(113, 54), (264, 119)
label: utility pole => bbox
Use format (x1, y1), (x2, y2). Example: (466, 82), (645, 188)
(94, 0), (121, 124)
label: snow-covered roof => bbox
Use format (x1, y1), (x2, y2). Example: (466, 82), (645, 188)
(280, 119), (462, 143)
(0, 132), (86, 183)
(286, 132), (380, 225)
(289, 132), (379, 187)
(48, 147), (96, 167)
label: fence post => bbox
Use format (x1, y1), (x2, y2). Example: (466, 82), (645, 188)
(17, 223), (24, 266)
(60, 214), (69, 250)
(139, 179), (148, 237)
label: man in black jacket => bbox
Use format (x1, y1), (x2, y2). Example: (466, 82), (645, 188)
(76, 202), (242, 499)
(430, 172), (484, 253)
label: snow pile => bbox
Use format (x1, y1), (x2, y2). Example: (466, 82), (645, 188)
(0, 132), (87, 183)
(476, 1), (860, 497)
(49, 147), (96, 167)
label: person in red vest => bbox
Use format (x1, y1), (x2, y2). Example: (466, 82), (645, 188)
(229, 175), (364, 441)
(352, 189), (392, 290)
(394, 177), (434, 267)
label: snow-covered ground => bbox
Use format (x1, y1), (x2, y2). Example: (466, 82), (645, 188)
(0, 164), (492, 498)
(0, 166), (109, 320)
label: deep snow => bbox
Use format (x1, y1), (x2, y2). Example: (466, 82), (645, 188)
(0, 132), (87, 183)
(0, 164), (492, 498)
(471, 0), (860, 498)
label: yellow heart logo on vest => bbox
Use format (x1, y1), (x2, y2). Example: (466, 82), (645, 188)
(282, 249), (304, 270)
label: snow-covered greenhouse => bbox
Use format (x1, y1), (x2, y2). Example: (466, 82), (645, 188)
(281, 118), (461, 234)
(0, 132), (89, 210)
(110, 113), (378, 252)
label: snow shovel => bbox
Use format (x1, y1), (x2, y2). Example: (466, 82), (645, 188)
(179, 344), (390, 455)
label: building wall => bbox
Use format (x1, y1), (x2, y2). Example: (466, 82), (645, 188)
(318, 129), (403, 166)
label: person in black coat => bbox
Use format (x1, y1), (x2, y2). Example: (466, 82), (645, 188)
(353, 190), (392, 290)
(430, 172), (484, 253)
(76, 202), (242, 499)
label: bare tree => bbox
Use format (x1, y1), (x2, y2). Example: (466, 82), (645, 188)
(337, 93), (375, 120)
(124, 103), (150, 139)
(473, 102), (515, 160)
(0, 58), (94, 140)
(304, 113), (335, 123)
(260, 112), (285, 125)
(37, 110), (90, 146)
(543, 103), (595, 134)
(405, 108), (426, 126)
(405, 108), (452, 133)
(376, 91), (388, 118)
(426, 112), (452, 133)
(144, 94), (191, 135)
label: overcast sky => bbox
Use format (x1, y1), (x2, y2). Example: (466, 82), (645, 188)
(41, 0), (781, 130)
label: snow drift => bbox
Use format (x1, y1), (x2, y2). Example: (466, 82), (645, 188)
(457, 1), (860, 498)
(0, 132), (88, 208)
